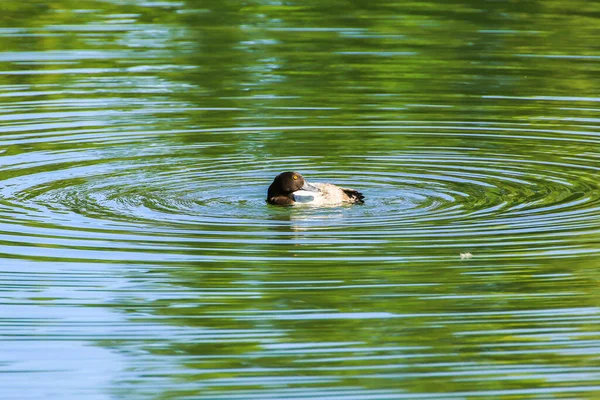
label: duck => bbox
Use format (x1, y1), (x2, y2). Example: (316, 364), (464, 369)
(267, 171), (364, 206)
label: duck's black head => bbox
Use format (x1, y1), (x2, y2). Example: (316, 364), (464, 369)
(267, 171), (306, 205)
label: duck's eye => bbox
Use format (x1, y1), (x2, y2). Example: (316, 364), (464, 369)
(293, 175), (298, 180)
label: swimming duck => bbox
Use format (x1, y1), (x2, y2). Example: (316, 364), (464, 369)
(267, 171), (364, 206)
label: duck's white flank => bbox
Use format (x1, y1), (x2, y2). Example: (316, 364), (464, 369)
(292, 183), (348, 206)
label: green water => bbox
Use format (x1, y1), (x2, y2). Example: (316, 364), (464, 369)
(1, 1), (600, 399)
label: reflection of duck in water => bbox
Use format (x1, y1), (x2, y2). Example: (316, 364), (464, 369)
(267, 172), (364, 206)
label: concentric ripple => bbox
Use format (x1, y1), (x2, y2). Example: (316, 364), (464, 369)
(2, 2), (600, 399)
(0, 120), (599, 262)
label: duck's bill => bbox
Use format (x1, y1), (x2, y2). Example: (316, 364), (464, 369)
(292, 190), (316, 203)
(301, 181), (320, 192)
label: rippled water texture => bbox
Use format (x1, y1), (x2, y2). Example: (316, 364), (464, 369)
(1, 1), (600, 399)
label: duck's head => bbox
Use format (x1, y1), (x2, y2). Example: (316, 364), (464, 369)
(267, 171), (316, 205)
(271, 171), (305, 193)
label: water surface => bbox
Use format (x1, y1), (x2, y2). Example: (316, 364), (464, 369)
(1, 1), (600, 399)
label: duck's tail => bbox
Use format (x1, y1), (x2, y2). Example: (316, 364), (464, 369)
(342, 188), (365, 204)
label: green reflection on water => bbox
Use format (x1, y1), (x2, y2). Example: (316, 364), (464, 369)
(0, 1), (600, 399)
